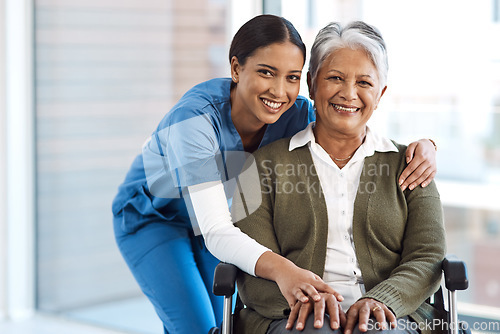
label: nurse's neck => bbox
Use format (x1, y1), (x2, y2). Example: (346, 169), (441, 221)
(241, 124), (267, 153)
(232, 108), (267, 152)
(230, 90), (267, 153)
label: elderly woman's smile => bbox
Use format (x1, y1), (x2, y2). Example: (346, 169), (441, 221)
(331, 103), (360, 114)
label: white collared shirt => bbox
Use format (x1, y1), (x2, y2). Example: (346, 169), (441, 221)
(289, 122), (398, 310)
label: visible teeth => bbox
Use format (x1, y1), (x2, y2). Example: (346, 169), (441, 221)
(334, 104), (358, 112)
(263, 99), (283, 110)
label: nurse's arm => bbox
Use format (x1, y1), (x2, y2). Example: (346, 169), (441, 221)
(188, 181), (339, 307)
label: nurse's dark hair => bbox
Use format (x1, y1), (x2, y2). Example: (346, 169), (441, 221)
(229, 15), (306, 79)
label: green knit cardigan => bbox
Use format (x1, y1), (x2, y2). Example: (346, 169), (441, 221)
(231, 137), (446, 334)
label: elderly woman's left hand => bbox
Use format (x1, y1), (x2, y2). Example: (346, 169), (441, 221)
(286, 292), (346, 331)
(399, 139), (437, 191)
(343, 298), (397, 334)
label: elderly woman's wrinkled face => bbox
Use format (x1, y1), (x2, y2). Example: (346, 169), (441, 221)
(310, 47), (386, 137)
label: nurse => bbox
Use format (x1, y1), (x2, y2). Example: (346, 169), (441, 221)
(112, 15), (437, 333)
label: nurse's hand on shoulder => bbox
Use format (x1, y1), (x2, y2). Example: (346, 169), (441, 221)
(400, 139), (437, 191)
(286, 292), (346, 331)
(343, 298), (397, 334)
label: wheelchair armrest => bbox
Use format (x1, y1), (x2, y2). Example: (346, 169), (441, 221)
(442, 254), (469, 291)
(213, 262), (238, 297)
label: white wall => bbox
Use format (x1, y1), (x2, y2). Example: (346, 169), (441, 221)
(2, 0), (35, 321)
(0, 0), (8, 320)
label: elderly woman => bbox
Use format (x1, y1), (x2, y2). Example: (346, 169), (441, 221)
(231, 21), (445, 334)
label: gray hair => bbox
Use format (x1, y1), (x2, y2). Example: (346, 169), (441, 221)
(308, 21), (388, 93)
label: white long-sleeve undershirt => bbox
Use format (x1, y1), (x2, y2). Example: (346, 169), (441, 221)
(188, 180), (270, 276)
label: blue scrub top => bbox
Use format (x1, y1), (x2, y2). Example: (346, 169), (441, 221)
(112, 78), (315, 234)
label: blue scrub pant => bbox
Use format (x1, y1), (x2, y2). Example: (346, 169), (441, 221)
(113, 216), (224, 333)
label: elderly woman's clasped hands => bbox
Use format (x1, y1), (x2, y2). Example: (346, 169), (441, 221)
(286, 293), (399, 333)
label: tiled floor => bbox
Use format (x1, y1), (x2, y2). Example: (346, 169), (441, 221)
(0, 296), (163, 334)
(65, 296), (163, 334)
(0, 314), (128, 334)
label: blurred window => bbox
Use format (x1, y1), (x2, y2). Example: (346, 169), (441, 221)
(34, 0), (229, 331)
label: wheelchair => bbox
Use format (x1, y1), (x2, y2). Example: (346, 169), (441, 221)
(209, 255), (470, 334)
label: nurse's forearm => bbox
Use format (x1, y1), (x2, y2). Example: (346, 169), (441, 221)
(255, 250), (296, 281)
(188, 181), (270, 276)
